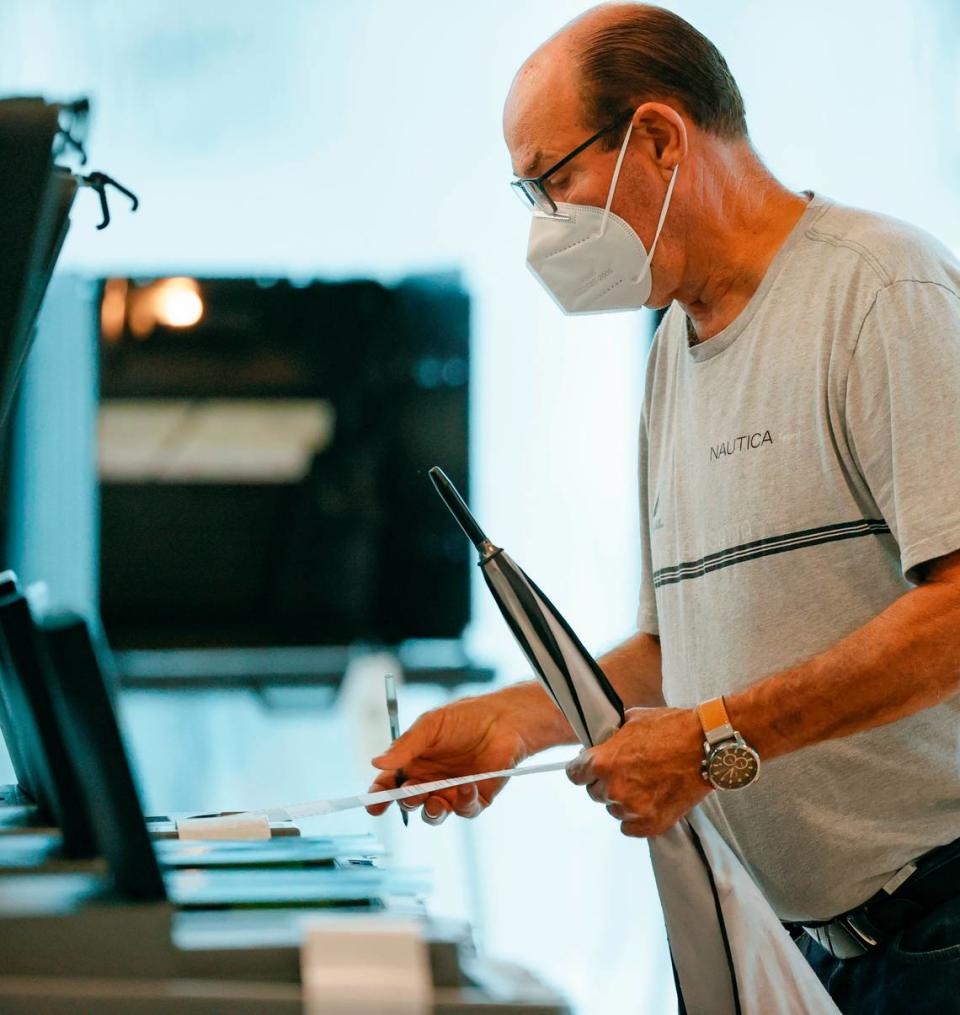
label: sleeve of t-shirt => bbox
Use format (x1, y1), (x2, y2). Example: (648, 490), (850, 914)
(636, 409), (659, 634)
(845, 279), (960, 583)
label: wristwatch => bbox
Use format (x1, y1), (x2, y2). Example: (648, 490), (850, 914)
(697, 696), (760, 791)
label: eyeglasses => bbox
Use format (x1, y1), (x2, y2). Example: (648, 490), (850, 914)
(510, 109), (634, 216)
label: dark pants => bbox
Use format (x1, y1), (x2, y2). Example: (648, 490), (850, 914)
(795, 893), (960, 1014)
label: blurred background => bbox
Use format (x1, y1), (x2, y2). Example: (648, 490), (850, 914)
(0, 1), (958, 1011)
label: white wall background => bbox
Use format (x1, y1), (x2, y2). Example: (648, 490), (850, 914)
(1, 2), (957, 1012)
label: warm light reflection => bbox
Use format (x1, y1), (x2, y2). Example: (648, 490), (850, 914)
(105, 276), (205, 340)
(155, 277), (204, 328)
(100, 277), (128, 343)
(128, 292), (154, 339)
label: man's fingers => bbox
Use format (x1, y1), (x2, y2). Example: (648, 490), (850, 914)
(371, 713), (438, 771)
(476, 776), (508, 804)
(451, 783), (483, 819)
(422, 796), (452, 825)
(392, 770), (443, 810)
(397, 792), (429, 808)
(391, 782), (490, 822)
(587, 780), (609, 804)
(364, 771), (443, 815)
(367, 763), (508, 821)
(606, 803), (637, 821)
(368, 770), (396, 792)
(365, 770), (400, 816)
(565, 749), (595, 786)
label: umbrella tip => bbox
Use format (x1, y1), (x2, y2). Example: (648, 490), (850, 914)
(428, 465), (454, 499)
(427, 464), (490, 552)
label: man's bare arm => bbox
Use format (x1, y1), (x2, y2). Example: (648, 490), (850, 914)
(598, 631), (665, 708)
(491, 630), (664, 753)
(728, 548), (960, 760)
(563, 550), (960, 839)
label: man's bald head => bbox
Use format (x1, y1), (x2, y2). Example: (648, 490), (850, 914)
(574, 4), (747, 141)
(504, 3), (747, 176)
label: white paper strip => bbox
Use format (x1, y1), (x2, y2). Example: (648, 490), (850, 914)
(267, 759), (571, 820)
(190, 759), (572, 832)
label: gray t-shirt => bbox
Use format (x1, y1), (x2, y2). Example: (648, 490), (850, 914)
(638, 193), (960, 921)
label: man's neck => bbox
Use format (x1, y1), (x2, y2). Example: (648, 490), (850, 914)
(675, 151), (810, 343)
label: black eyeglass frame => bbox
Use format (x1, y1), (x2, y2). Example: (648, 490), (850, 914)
(510, 109), (634, 215)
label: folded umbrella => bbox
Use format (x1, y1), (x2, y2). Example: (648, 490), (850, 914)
(429, 466), (623, 748)
(429, 465), (840, 1015)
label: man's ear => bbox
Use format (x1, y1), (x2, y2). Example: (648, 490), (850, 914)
(631, 102), (688, 176)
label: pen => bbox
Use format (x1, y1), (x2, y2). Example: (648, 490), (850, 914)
(384, 673), (408, 827)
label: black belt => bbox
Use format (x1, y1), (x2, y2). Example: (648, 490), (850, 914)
(784, 836), (960, 960)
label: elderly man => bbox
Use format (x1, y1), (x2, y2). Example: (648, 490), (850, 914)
(368, 5), (960, 1011)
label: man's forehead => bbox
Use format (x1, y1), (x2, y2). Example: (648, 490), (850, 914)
(503, 52), (588, 177)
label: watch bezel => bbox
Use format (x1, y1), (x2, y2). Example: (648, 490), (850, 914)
(701, 734), (760, 791)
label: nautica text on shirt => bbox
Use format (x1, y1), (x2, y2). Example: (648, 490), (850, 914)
(710, 430), (773, 461)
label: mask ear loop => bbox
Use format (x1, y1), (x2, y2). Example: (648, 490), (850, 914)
(599, 119), (635, 237)
(648, 163), (679, 263)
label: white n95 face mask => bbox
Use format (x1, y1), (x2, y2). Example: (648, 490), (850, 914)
(525, 120), (679, 315)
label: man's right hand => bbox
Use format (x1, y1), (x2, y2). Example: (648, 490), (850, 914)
(366, 683), (574, 825)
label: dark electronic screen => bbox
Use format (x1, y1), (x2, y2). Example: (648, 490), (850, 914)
(98, 275), (470, 650)
(0, 98), (77, 429)
(38, 607), (166, 900)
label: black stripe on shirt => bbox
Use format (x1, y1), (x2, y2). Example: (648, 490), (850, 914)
(653, 518), (891, 589)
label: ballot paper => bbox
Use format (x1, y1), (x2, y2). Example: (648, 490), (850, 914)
(176, 759), (571, 839)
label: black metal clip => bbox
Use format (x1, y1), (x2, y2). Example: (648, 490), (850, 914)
(78, 171), (140, 230)
(54, 98), (91, 166)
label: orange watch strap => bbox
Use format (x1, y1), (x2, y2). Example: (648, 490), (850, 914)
(697, 696), (731, 736)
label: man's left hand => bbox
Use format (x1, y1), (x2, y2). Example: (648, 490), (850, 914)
(566, 706), (710, 838)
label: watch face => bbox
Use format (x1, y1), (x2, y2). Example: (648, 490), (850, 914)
(707, 743), (759, 790)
